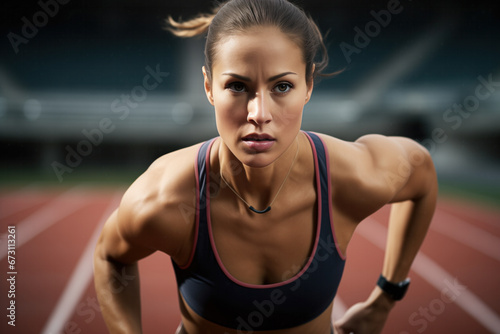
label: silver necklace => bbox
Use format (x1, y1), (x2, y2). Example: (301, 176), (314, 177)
(219, 139), (299, 214)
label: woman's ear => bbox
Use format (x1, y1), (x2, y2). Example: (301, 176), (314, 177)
(202, 66), (214, 105)
(305, 64), (315, 104)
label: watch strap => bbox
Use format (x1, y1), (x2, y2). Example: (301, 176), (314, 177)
(377, 274), (410, 301)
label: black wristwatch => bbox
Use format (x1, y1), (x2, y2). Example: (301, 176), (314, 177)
(377, 274), (411, 301)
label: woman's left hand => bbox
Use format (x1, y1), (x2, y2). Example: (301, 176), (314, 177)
(333, 293), (394, 334)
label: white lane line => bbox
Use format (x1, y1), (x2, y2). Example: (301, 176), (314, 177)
(41, 193), (120, 334)
(0, 198), (42, 220)
(332, 295), (347, 322)
(438, 202), (500, 230)
(0, 186), (47, 220)
(432, 210), (500, 262)
(0, 188), (88, 261)
(357, 218), (500, 334)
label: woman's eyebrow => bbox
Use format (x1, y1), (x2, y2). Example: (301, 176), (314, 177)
(222, 72), (297, 82)
(268, 72), (297, 81)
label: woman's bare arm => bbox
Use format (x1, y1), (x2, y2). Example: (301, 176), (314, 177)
(333, 135), (438, 334)
(93, 208), (154, 334)
(93, 147), (198, 333)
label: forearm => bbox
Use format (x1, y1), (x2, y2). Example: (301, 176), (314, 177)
(94, 251), (142, 334)
(335, 137), (438, 333)
(364, 191), (437, 316)
(383, 188), (437, 282)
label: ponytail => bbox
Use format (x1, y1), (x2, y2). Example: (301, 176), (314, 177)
(166, 14), (214, 38)
(165, 3), (223, 38)
(165, 0), (340, 82)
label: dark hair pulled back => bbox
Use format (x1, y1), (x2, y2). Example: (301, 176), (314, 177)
(167, 0), (335, 82)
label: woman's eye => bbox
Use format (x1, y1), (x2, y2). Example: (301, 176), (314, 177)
(273, 83), (292, 94)
(227, 82), (247, 93)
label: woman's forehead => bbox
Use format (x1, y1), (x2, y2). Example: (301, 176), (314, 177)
(212, 26), (306, 76)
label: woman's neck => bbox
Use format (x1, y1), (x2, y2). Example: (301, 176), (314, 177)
(217, 135), (300, 211)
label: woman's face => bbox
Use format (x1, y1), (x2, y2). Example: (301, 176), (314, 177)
(203, 26), (313, 168)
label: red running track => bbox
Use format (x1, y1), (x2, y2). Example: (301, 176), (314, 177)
(0, 186), (499, 334)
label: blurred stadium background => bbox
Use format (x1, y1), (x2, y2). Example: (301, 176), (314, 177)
(1, 1), (500, 334)
(1, 0), (499, 198)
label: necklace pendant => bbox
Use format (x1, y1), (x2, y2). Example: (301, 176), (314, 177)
(249, 206), (271, 214)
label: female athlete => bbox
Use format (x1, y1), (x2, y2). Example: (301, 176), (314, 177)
(94, 1), (438, 333)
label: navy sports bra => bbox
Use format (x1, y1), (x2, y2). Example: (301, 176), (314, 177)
(172, 131), (346, 330)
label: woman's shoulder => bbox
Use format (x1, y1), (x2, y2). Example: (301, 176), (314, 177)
(316, 132), (433, 218)
(127, 141), (203, 210)
(315, 133), (398, 218)
(313, 132), (365, 171)
(145, 142), (202, 187)
(315, 132), (414, 177)
(115, 142), (204, 252)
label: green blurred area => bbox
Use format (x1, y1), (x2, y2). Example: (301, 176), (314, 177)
(437, 183), (500, 211)
(0, 167), (141, 190)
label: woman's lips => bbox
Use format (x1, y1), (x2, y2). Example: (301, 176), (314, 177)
(242, 140), (275, 151)
(242, 134), (275, 152)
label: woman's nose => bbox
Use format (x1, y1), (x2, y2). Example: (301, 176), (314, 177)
(247, 93), (272, 125)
